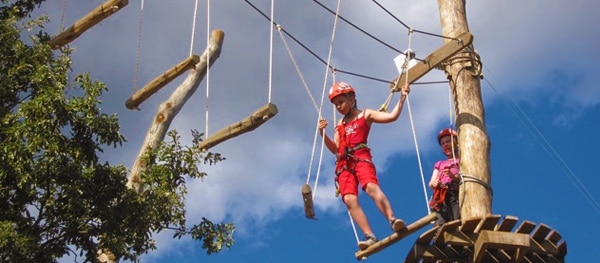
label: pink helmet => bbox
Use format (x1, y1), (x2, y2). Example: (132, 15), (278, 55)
(437, 128), (458, 145)
(328, 82), (355, 101)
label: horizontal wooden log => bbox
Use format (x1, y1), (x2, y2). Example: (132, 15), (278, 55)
(389, 31), (473, 92)
(199, 103), (278, 151)
(125, 55), (201, 110)
(50, 0), (128, 49)
(302, 184), (315, 219)
(355, 213), (437, 260)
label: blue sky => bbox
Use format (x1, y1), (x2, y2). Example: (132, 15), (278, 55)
(35, 0), (600, 262)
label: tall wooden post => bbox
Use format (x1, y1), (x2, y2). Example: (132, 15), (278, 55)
(437, 0), (492, 219)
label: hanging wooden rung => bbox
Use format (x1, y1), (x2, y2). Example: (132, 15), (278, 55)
(49, 0), (129, 49)
(355, 213), (437, 261)
(301, 184), (316, 219)
(125, 55), (201, 110)
(389, 31), (473, 92)
(199, 103), (278, 151)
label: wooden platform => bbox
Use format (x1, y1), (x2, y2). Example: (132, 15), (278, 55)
(404, 214), (567, 263)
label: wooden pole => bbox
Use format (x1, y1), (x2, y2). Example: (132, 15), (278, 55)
(198, 102), (278, 151)
(125, 55), (201, 110)
(49, 0), (128, 49)
(125, 30), (225, 193)
(437, 0), (492, 219)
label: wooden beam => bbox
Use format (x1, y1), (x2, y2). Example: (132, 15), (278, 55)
(355, 213), (437, 260)
(125, 55), (201, 110)
(199, 103), (278, 151)
(473, 230), (530, 263)
(49, 0), (128, 49)
(301, 184), (316, 219)
(389, 31), (473, 92)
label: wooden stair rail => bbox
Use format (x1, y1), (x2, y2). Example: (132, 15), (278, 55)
(389, 31), (473, 92)
(355, 213), (438, 260)
(199, 103), (278, 151)
(49, 0), (128, 49)
(125, 55), (201, 110)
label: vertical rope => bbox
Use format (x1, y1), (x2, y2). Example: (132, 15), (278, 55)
(267, 0), (274, 103)
(403, 30), (430, 214)
(59, 0), (68, 31)
(205, 0), (210, 138)
(133, 0), (145, 92)
(189, 0), (200, 56)
(307, 0), (341, 193)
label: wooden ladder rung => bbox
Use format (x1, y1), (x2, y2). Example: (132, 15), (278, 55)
(199, 103), (278, 151)
(125, 55), (201, 110)
(49, 0), (128, 49)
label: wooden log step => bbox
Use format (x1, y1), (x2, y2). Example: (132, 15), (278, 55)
(125, 55), (201, 110)
(301, 184), (315, 219)
(199, 103), (278, 151)
(49, 0), (128, 49)
(355, 213), (437, 260)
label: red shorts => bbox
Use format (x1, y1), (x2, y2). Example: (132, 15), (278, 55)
(337, 160), (378, 197)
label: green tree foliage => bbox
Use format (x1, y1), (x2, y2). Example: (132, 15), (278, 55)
(0, 2), (234, 262)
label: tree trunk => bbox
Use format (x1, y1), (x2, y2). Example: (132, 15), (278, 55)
(437, 0), (492, 219)
(125, 30), (224, 193)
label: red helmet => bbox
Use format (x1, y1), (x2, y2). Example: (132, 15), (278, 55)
(328, 81), (355, 101)
(437, 128), (458, 145)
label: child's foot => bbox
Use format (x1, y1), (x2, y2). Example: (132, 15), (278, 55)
(357, 235), (377, 250)
(390, 218), (406, 232)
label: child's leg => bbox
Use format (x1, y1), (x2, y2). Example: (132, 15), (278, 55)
(364, 183), (395, 221)
(343, 194), (374, 236)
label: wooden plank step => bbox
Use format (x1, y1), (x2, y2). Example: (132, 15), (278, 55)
(494, 215), (519, 232)
(515, 220), (537, 234)
(433, 219), (461, 246)
(459, 217), (482, 233)
(531, 223), (551, 241)
(474, 214), (501, 233)
(355, 213), (437, 260)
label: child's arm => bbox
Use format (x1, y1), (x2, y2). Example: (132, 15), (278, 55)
(429, 169), (440, 189)
(366, 84), (410, 124)
(318, 119), (338, 154)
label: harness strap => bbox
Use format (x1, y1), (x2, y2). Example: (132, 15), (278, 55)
(429, 186), (448, 211)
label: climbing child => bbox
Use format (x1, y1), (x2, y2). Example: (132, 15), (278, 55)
(318, 81), (410, 250)
(428, 128), (461, 226)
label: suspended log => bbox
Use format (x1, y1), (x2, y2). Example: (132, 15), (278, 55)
(355, 213), (437, 260)
(125, 55), (201, 110)
(49, 0), (128, 49)
(389, 31), (473, 92)
(302, 184), (316, 219)
(199, 103), (278, 151)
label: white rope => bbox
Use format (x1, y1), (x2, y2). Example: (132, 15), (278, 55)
(402, 30), (430, 214)
(405, 97), (430, 214)
(307, 0), (342, 199)
(205, 0), (210, 139)
(132, 0), (144, 92)
(59, 0), (68, 31)
(189, 0), (199, 56)
(277, 25), (320, 113)
(267, 0), (274, 103)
